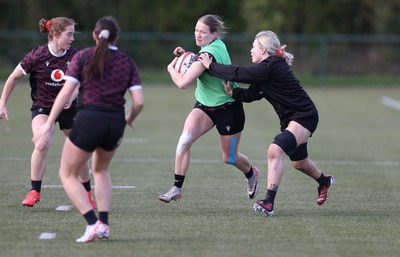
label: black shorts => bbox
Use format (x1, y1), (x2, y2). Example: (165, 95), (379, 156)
(280, 116), (318, 161)
(281, 116), (319, 135)
(31, 107), (77, 130)
(194, 101), (245, 135)
(68, 110), (126, 152)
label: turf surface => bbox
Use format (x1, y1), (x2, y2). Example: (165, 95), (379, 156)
(0, 82), (399, 257)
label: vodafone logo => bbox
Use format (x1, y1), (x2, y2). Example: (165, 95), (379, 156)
(50, 69), (65, 82)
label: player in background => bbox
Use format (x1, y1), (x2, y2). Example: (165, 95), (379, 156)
(199, 30), (334, 216)
(159, 14), (259, 203)
(0, 17), (95, 208)
(34, 16), (144, 243)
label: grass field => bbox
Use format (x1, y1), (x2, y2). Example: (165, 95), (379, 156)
(1, 80), (400, 257)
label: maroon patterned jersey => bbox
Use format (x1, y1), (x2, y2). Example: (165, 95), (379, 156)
(66, 47), (141, 110)
(19, 43), (78, 110)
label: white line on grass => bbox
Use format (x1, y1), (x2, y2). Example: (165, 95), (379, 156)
(39, 233), (56, 240)
(381, 96), (400, 111)
(56, 205), (73, 211)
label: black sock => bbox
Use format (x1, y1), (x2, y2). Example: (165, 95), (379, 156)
(265, 189), (277, 204)
(82, 179), (91, 192)
(174, 174), (185, 188)
(83, 210), (98, 225)
(316, 173), (328, 187)
(245, 166), (254, 179)
(31, 180), (42, 193)
(99, 212), (109, 225)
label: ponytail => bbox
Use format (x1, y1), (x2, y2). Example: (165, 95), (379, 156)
(255, 30), (294, 66)
(83, 16), (120, 80)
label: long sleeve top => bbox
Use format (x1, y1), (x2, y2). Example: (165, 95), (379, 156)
(207, 55), (318, 128)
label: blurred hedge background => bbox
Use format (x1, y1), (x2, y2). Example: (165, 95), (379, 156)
(1, 0), (400, 85)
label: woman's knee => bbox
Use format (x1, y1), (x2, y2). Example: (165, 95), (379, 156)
(268, 144), (285, 160)
(222, 153), (236, 165)
(34, 140), (50, 153)
(221, 136), (239, 165)
(176, 131), (193, 155)
(291, 159), (309, 171)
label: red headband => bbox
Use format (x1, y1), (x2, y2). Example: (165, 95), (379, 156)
(275, 48), (285, 58)
(45, 20), (52, 31)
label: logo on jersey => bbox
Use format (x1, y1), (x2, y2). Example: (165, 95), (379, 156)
(50, 69), (64, 82)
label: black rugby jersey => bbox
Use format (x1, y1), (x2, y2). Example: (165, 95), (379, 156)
(208, 56), (318, 128)
(20, 43), (77, 110)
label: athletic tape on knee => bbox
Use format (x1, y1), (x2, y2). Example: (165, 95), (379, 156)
(176, 131), (192, 155)
(227, 136), (237, 165)
(273, 130), (297, 155)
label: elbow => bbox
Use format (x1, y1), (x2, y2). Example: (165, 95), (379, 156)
(169, 70), (193, 89)
(134, 98), (144, 110)
(132, 102), (144, 116)
(136, 102), (144, 111)
(175, 81), (190, 89)
(179, 85), (190, 90)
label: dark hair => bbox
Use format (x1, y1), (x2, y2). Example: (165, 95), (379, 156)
(39, 17), (76, 41)
(83, 16), (120, 80)
(198, 14), (227, 39)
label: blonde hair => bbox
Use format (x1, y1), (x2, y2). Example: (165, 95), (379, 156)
(255, 30), (294, 66)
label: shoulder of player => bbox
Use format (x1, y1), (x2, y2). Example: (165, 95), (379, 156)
(268, 55), (287, 64)
(21, 44), (51, 64)
(26, 44), (48, 56)
(111, 49), (135, 63)
(260, 56), (285, 68)
(73, 47), (94, 60)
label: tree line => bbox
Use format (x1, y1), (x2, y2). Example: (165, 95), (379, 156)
(1, 0), (400, 34)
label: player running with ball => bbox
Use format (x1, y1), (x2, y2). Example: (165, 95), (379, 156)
(160, 14), (260, 204)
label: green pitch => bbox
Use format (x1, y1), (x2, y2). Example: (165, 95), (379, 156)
(0, 81), (399, 257)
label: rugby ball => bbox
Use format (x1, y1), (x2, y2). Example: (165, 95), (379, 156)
(175, 52), (196, 74)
